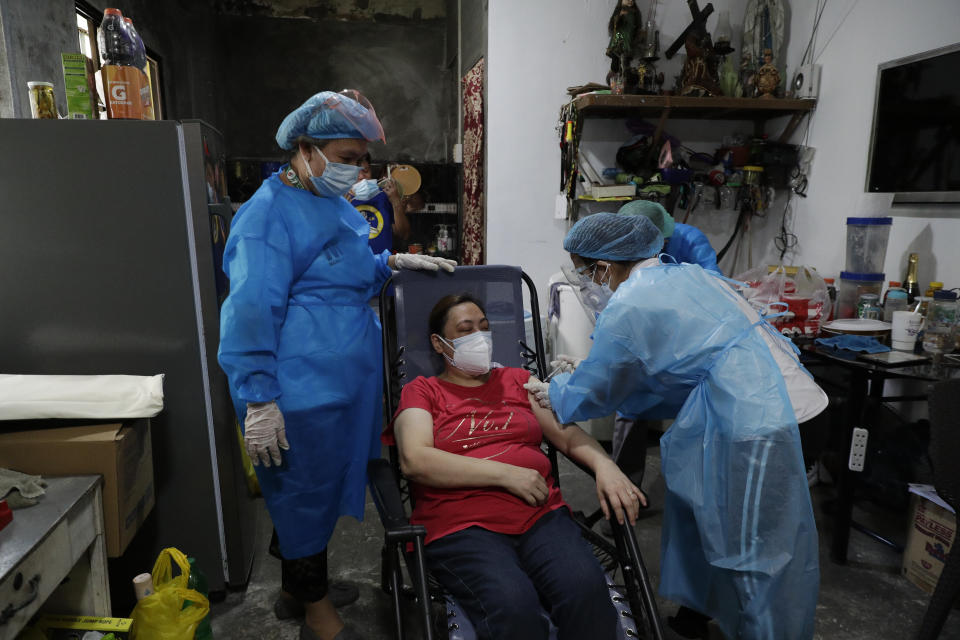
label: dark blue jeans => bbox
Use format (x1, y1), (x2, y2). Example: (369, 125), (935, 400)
(425, 507), (618, 640)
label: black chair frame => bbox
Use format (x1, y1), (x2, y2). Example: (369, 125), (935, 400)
(367, 266), (664, 640)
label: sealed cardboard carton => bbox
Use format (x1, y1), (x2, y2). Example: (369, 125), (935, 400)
(0, 419), (154, 557)
(903, 484), (957, 597)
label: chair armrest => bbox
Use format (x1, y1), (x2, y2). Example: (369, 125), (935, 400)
(368, 457), (414, 531)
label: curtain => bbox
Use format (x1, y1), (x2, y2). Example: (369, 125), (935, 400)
(461, 58), (485, 265)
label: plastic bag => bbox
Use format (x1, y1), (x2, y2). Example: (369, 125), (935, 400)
(131, 548), (209, 640)
(736, 264), (831, 338)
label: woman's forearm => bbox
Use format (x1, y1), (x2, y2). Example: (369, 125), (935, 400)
(401, 445), (514, 489)
(559, 425), (617, 474)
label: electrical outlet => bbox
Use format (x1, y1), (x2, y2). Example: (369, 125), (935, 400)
(848, 427), (869, 472)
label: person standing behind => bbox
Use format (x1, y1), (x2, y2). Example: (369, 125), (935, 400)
(618, 200), (719, 273)
(349, 154), (410, 254)
(219, 89), (455, 640)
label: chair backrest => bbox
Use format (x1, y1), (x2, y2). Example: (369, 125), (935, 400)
(928, 378), (960, 512)
(380, 265), (546, 413)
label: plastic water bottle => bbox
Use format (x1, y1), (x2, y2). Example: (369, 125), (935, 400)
(123, 17), (148, 71)
(187, 557), (214, 640)
(97, 8), (135, 67)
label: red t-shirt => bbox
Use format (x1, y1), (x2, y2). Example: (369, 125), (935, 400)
(386, 367), (567, 545)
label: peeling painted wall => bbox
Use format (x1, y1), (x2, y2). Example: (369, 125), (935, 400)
(0, 5), (14, 117)
(0, 0), (78, 118)
(218, 13), (453, 162)
(215, 0), (445, 21)
(86, 0), (224, 127)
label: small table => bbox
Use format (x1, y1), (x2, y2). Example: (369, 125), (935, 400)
(0, 475), (110, 640)
(800, 344), (960, 564)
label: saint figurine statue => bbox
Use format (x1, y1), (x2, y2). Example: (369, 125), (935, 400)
(755, 48), (780, 99)
(679, 25), (722, 96)
(606, 0), (641, 89)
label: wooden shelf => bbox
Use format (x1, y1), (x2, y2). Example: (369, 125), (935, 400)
(571, 94), (817, 121)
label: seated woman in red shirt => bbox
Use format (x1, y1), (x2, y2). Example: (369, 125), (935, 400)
(389, 293), (646, 640)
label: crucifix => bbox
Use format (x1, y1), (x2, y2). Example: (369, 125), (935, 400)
(664, 0), (714, 59)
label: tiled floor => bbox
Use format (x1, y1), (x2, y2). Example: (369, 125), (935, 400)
(210, 444), (960, 639)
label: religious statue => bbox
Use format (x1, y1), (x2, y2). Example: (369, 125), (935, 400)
(606, 0), (641, 93)
(679, 25), (722, 96)
(755, 48), (780, 98)
(739, 52), (757, 98)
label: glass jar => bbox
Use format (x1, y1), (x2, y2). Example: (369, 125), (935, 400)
(857, 293), (882, 320)
(922, 290), (958, 355)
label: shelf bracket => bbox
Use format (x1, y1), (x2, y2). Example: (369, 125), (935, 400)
(777, 111), (810, 143)
(648, 107), (672, 165)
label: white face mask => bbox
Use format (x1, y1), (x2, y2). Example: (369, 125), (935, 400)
(351, 178), (380, 200)
(438, 331), (493, 375)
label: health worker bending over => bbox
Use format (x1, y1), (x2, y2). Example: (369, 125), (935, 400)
(525, 213), (824, 640)
(618, 199), (719, 273)
(219, 90), (455, 640)
(389, 293), (643, 640)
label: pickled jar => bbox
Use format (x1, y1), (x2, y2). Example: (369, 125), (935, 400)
(27, 81), (57, 119)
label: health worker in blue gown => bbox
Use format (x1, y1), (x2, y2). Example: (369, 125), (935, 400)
(618, 199), (719, 273)
(524, 213), (825, 640)
(218, 89), (455, 640)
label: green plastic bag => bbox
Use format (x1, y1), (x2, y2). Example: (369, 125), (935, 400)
(131, 547), (209, 640)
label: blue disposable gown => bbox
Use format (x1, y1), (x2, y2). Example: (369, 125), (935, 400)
(219, 173), (392, 559)
(665, 223), (720, 273)
(549, 262), (818, 640)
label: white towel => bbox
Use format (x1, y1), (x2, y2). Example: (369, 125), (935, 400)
(0, 374), (164, 420)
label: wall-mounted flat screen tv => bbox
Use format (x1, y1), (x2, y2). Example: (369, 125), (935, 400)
(866, 43), (960, 204)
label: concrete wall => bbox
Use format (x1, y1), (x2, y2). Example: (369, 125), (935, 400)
(0, 0), (78, 118)
(0, 2), (451, 161)
(0, 4), (13, 117)
(782, 0), (960, 287)
(217, 13), (452, 162)
(86, 0), (224, 127)
(487, 0), (755, 301)
(486, 0), (960, 301)
(460, 0), (486, 72)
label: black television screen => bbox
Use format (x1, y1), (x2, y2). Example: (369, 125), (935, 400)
(866, 44), (960, 199)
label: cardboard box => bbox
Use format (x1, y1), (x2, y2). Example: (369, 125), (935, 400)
(60, 53), (94, 120)
(0, 419), (154, 557)
(902, 484), (957, 596)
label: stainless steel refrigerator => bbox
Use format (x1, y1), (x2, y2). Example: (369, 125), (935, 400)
(0, 118), (257, 604)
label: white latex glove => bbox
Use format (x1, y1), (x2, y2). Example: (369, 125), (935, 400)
(393, 253), (457, 273)
(549, 354), (584, 375)
(244, 401), (290, 467)
(523, 380), (552, 410)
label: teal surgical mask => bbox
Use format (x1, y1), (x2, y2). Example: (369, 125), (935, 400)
(301, 146), (360, 198)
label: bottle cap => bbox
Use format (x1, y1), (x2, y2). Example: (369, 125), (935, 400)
(840, 271), (885, 282)
(933, 290), (957, 301)
(929, 281), (943, 289)
(104, 8), (123, 16)
(823, 277), (835, 284)
(888, 281), (901, 287)
(846, 217), (893, 225)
